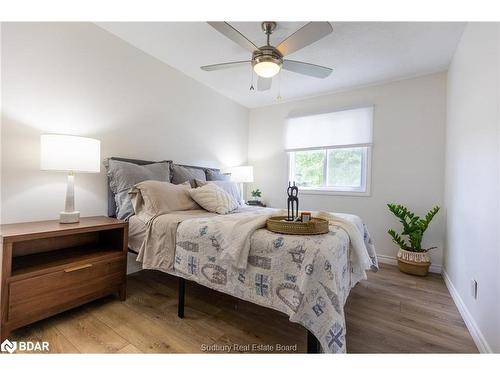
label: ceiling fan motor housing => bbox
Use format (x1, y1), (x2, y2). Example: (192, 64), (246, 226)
(252, 46), (283, 69)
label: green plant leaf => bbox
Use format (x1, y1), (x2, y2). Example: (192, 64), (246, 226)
(251, 189), (262, 198)
(387, 203), (440, 252)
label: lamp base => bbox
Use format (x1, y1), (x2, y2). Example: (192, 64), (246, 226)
(60, 211), (80, 224)
(239, 182), (245, 205)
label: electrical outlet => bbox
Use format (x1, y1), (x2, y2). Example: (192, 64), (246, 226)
(471, 279), (478, 299)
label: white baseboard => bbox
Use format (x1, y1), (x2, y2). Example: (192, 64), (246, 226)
(378, 255), (491, 353)
(442, 269), (492, 353)
(377, 254), (442, 274)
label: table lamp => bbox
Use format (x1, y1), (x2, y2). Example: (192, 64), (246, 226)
(40, 134), (101, 223)
(226, 165), (254, 203)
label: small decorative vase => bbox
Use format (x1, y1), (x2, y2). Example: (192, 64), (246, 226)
(397, 248), (431, 276)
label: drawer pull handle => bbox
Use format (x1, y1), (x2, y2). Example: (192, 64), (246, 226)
(64, 263), (93, 273)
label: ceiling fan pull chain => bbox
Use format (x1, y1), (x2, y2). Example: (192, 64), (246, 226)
(250, 68), (255, 91)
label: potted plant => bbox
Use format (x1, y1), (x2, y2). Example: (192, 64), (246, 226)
(387, 203), (440, 276)
(248, 189), (262, 205)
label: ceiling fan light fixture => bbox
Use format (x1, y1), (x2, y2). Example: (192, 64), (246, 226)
(253, 61), (281, 78)
(252, 50), (283, 78)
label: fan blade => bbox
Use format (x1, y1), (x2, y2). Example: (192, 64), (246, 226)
(276, 22), (333, 56)
(283, 59), (332, 78)
(257, 76), (272, 91)
(201, 61), (251, 71)
(208, 22), (258, 53)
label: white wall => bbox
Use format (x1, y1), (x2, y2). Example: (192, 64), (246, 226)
(444, 22), (500, 353)
(248, 73), (447, 267)
(1, 22), (249, 224)
(0, 23), (3, 224)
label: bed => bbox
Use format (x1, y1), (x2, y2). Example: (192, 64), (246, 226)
(107, 157), (378, 353)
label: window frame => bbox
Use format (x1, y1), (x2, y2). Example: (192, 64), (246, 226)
(287, 143), (372, 197)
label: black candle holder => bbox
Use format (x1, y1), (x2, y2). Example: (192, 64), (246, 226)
(287, 181), (299, 221)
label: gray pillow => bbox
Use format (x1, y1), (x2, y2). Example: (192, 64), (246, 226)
(171, 164), (206, 187)
(206, 169), (230, 181)
(106, 159), (170, 219)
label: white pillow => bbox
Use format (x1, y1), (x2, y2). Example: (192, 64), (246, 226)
(195, 179), (242, 205)
(189, 183), (238, 214)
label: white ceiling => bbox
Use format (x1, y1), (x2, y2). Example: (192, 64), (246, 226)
(96, 22), (465, 108)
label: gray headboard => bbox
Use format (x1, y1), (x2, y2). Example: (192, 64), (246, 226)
(106, 157), (220, 217)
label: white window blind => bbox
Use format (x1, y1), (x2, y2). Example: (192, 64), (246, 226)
(285, 106), (374, 151)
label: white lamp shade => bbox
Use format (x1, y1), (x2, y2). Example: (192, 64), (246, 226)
(40, 134), (101, 173)
(226, 166), (254, 183)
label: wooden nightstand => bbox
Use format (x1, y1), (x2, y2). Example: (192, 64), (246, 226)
(0, 216), (128, 340)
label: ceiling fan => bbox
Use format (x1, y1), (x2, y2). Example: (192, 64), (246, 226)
(201, 21), (334, 91)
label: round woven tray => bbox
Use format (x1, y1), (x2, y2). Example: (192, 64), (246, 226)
(266, 216), (329, 235)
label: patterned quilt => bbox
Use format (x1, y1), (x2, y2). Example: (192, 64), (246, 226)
(171, 207), (378, 353)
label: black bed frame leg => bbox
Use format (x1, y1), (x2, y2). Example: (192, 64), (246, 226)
(178, 277), (185, 319)
(307, 330), (320, 354)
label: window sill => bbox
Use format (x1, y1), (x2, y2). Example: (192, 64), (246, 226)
(299, 188), (371, 197)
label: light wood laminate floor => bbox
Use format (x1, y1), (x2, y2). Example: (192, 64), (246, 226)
(10, 264), (478, 353)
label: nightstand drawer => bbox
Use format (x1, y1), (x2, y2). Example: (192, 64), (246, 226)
(8, 256), (125, 324)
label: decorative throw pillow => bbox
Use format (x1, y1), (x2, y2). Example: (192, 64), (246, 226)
(195, 179), (242, 205)
(105, 159), (171, 220)
(171, 164), (206, 187)
(129, 180), (199, 222)
(189, 183), (238, 215)
(206, 169), (230, 181)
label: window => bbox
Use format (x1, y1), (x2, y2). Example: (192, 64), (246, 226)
(285, 107), (373, 194)
(289, 146), (369, 192)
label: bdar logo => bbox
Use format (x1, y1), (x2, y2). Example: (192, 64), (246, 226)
(1, 339), (17, 354)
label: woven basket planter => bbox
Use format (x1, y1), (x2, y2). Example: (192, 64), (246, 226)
(266, 216), (329, 235)
(397, 248), (431, 276)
